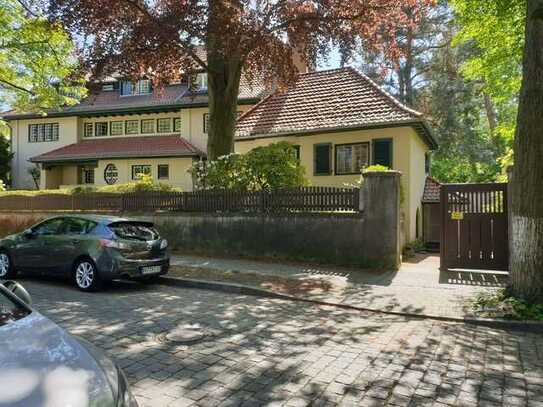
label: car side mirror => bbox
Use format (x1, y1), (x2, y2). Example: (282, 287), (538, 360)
(3, 280), (32, 306)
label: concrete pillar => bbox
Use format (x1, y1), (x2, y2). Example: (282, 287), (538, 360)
(360, 170), (402, 270)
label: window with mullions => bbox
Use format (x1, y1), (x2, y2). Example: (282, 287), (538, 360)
(157, 118), (172, 133)
(335, 143), (370, 175)
(125, 120), (139, 135)
(95, 122), (108, 137)
(28, 123), (59, 143)
(110, 121), (123, 136)
(173, 117), (182, 133)
(131, 165), (151, 180)
(83, 123), (93, 138)
(141, 119), (155, 134)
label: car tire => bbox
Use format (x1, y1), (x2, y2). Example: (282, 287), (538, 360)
(0, 250), (16, 279)
(73, 258), (102, 292)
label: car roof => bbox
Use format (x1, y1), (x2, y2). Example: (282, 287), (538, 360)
(44, 214), (148, 225)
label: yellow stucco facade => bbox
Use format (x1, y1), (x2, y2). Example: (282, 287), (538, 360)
(235, 126), (430, 242)
(7, 106), (429, 243)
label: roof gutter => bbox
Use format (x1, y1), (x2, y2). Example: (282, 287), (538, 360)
(236, 119), (439, 150)
(1, 98), (260, 121)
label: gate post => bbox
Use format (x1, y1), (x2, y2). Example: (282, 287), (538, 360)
(360, 170), (402, 270)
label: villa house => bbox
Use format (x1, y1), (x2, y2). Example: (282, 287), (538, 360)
(2, 67), (436, 242)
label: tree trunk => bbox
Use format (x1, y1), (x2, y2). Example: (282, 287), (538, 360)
(510, 0), (543, 302)
(206, 1), (243, 161)
(483, 92), (499, 146)
(206, 55), (242, 160)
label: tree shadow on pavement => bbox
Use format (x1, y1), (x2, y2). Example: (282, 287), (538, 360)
(19, 278), (543, 407)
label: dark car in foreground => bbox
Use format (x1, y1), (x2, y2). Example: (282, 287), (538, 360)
(0, 280), (138, 406)
(0, 215), (169, 291)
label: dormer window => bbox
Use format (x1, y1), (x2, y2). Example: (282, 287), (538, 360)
(195, 73), (208, 91)
(120, 79), (152, 96)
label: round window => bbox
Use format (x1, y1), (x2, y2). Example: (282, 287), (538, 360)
(104, 163), (119, 185)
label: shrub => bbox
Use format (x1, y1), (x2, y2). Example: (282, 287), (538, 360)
(97, 174), (181, 193)
(190, 142), (307, 191)
(363, 164), (393, 173)
(0, 173), (181, 196)
(472, 289), (543, 320)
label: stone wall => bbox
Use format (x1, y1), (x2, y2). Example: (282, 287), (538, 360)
(0, 172), (402, 270)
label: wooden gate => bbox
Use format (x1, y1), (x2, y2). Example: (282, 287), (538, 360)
(440, 183), (509, 271)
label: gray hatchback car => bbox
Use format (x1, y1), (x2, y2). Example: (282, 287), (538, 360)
(0, 215), (170, 291)
(0, 280), (138, 406)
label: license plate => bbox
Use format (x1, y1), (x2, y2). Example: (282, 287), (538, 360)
(141, 265), (161, 275)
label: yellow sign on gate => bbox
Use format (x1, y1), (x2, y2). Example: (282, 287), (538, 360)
(451, 211), (464, 220)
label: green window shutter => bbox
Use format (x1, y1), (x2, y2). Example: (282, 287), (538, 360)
(373, 139), (392, 168)
(314, 144), (332, 175)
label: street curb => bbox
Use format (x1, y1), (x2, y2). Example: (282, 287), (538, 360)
(158, 276), (543, 333)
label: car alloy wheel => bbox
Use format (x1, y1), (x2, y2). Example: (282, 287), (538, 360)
(75, 261), (96, 290)
(0, 253), (9, 278)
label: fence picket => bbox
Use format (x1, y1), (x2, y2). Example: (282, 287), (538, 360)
(0, 187), (360, 214)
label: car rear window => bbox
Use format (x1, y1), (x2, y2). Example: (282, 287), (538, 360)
(0, 289), (30, 327)
(108, 222), (159, 241)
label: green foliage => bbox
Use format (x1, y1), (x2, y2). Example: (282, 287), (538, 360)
(450, 0), (525, 170)
(472, 289), (543, 321)
(363, 165), (392, 173)
(0, 0), (86, 113)
(94, 174), (181, 193)
(190, 142), (307, 191)
(431, 156), (500, 184)
(1, 174), (180, 195)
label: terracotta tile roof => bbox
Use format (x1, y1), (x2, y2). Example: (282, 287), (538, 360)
(2, 77), (267, 120)
(30, 135), (203, 163)
(422, 176), (441, 203)
(235, 67), (437, 148)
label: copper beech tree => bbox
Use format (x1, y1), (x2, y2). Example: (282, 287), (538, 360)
(51, 0), (432, 159)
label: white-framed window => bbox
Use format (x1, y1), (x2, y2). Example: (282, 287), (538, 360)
(84, 123), (94, 138)
(125, 120), (139, 135)
(157, 118), (172, 133)
(132, 165), (151, 180)
(136, 79), (151, 95)
(173, 117), (182, 133)
(195, 73), (208, 91)
(158, 164), (169, 179)
(120, 79), (151, 96)
(335, 142), (370, 175)
(110, 121), (123, 136)
(95, 122), (108, 137)
(28, 123), (59, 143)
(141, 119), (155, 134)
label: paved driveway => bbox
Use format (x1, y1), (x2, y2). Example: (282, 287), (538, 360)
(20, 278), (543, 407)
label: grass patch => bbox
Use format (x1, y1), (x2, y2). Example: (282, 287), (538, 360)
(472, 288), (543, 320)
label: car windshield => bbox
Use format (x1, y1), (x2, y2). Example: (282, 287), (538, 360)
(0, 289), (30, 327)
(109, 222), (159, 241)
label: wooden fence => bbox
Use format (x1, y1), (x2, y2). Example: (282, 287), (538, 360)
(0, 187), (360, 213)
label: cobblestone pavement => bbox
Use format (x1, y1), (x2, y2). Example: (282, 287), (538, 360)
(171, 254), (507, 318)
(22, 278), (543, 407)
